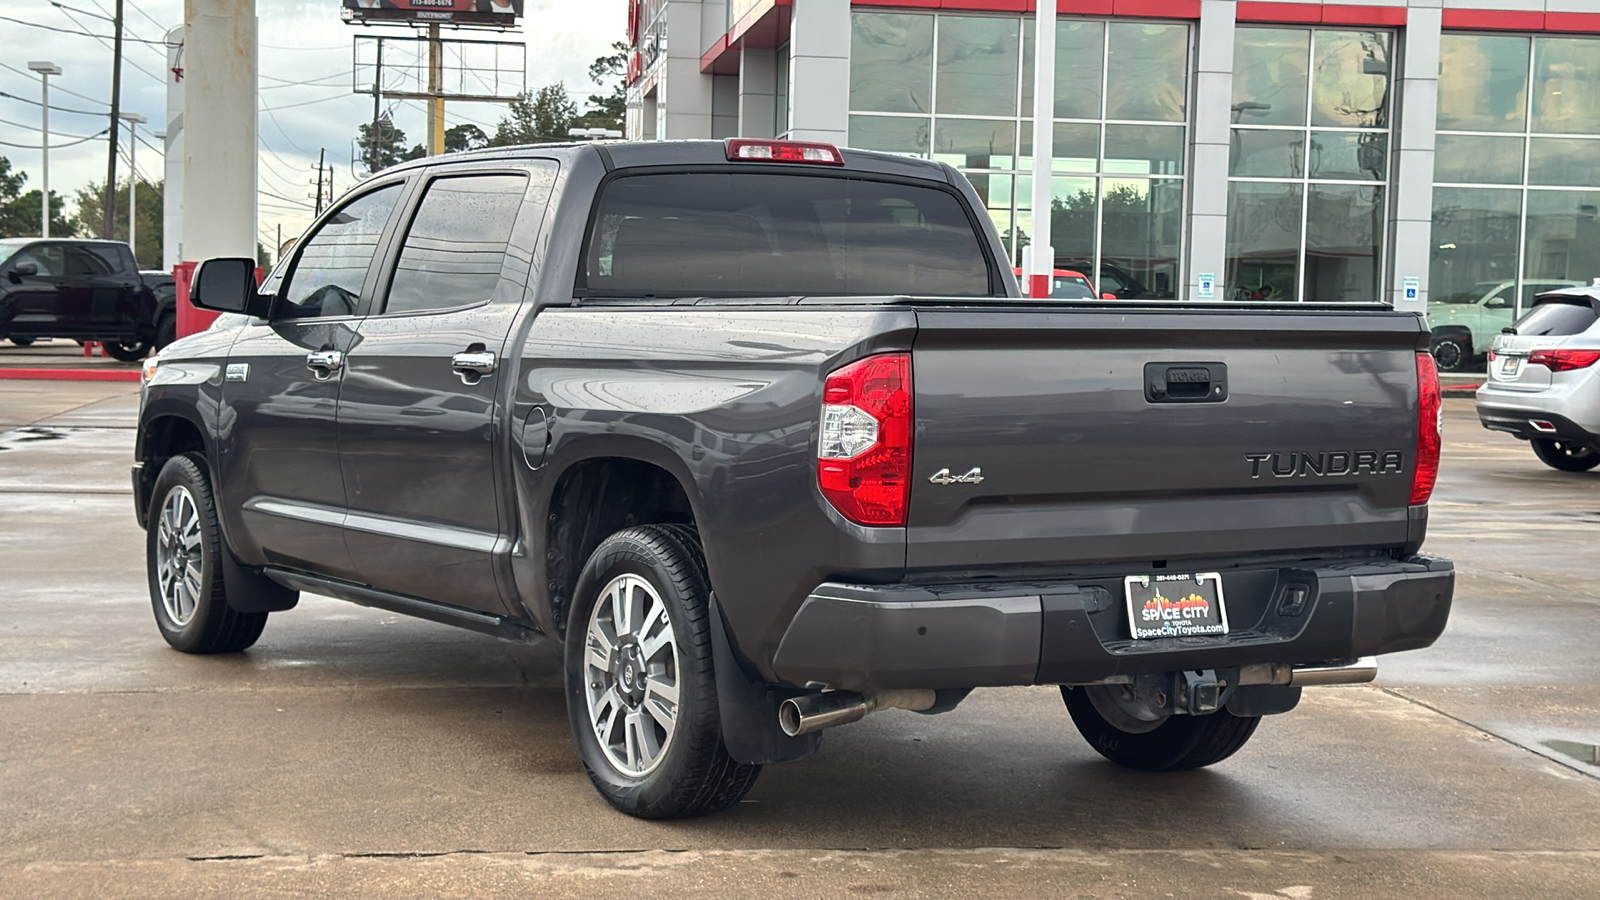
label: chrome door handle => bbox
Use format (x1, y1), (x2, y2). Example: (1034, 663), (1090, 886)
(305, 349), (344, 379)
(451, 350), (497, 382)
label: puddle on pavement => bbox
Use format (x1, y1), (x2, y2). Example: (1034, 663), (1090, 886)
(1542, 740), (1600, 766)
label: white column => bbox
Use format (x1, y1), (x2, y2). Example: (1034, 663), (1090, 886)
(1389, 6), (1442, 315)
(162, 26), (184, 270)
(786, 0), (849, 144)
(661, 0), (714, 139)
(181, 0), (257, 263)
(738, 46), (776, 139)
(1026, 1), (1055, 298)
(1186, 0), (1236, 302)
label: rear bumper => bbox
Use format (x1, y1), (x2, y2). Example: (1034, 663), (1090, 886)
(769, 556), (1454, 692)
(1477, 405), (1600, 445)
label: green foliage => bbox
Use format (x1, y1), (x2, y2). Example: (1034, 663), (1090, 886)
(358, 113), (426, 173)
(445, 124), (489, 153)
(573, 40), (628, 132)
(490, 83), (579, 146)
(0, 157), (74, 239)
(69, 178), (164, 268)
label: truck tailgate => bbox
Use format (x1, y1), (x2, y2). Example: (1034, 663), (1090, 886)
(907, 306), (1427, 570)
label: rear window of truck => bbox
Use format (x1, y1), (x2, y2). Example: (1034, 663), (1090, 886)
(580, 172), (996, 298)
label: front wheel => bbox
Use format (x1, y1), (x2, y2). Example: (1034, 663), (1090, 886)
(1431, 337), (1467, 372)
(1061, 685), (1260, 771)
(104, 338), (152, 362)
(564, 524), (760, 819)
(146, 454), (268, 653)
(1531, 438), (1600, 472)
(8, 336), (35, 347)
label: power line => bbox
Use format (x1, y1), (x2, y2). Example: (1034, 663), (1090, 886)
(259, 92), (355, 112)
(0, 128), (108, 150)
(260, 71), (350, 86)
(0, 90), (109, 117)
(0, 61), (110, 107)
(261, 105), (312, 155)
(0, 13), (166, 45)
(125, 0), (169, 37)
(0, 115), (109, 140)
(51, 7), (168, 84)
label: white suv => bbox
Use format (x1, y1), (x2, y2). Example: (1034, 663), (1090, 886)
(1477, 284), (1600, 471)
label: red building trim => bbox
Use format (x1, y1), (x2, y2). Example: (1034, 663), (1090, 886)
(1545, 12), (1600, 33)
(1440, 9), (1546, 32)
(0, 368), (141, 382)
(1236, 2), (1406, 27)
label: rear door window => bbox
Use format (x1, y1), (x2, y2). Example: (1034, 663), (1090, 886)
(582, 172), (995, 298)
(1512, 297), (1599, 336)
(382, 173), (527, 315)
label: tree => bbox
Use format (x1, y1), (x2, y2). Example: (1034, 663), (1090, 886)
(573, 40), (628, 133)
(490, 83), (578, 146)
(0, 157), (74, 239)
(70, 178), (163, 268)
(445, 123), (489, 153)
(357, 113), (425, 173)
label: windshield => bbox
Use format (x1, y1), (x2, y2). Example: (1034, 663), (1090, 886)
(582, 172), (997, 298)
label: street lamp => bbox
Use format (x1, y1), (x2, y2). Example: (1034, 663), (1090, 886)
(119, 112), (147, 259)
(26, 61), (61, 238)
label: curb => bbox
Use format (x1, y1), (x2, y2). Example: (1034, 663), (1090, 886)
(0, 368), (141, 382)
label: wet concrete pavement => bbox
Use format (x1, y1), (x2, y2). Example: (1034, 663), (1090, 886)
(1, 382), (1597, 897)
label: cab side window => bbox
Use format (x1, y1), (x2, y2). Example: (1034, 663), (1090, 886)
(12, 245), (63, 278)
(381, 173), (527, 315)
(63, 245), (114, 277)
(279, 184), (402, 320)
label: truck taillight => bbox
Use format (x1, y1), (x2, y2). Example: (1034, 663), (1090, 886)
(817, 354), (911, 526)
(1528, 348), (1600, 372)
(1411, 351), (1442, 506)
(726, 138), (844, 165)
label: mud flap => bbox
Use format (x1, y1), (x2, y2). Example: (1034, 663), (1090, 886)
(709, 595), (821, 765)
(221, 548), (300, 613)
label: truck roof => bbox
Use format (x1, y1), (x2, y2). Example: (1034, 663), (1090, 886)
(378, 139), (956, 184)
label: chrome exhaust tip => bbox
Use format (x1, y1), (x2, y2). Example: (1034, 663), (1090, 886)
(778, 689), (938, 737)
(1288, 656), (1378, 686)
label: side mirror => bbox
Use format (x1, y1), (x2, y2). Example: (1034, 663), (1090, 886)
(1101, 292), (1117, 301)
(11, 260), (39, 279)
(191, 258), (270, 317)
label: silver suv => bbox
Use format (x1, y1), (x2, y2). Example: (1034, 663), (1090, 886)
(1477, 283), (1600, 471)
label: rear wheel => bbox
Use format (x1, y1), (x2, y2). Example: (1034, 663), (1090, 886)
(8, 336), (35, 347)
(154, 313), (177, 350)
(1531, 438), (1600, 472)
(1431, 337), (1467, 372)
(564, 524), (760, 819)
(146, 454), (268, 653)
(1061, 684), (1260, 771)
(104, 339), (152, 362)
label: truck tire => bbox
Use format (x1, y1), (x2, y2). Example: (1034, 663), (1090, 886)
(105, 339), (152, 362)
(564, 524), (761, 819)
(146, 454), (268, 653)
(8, 337), (35, 347)
(1061, 685), (1260, 771)
(155, 313), (177, 350)
(1431, 337), (1467, 372)
(1531, 438), (1600, 472)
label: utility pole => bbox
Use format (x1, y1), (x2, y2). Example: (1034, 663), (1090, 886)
(102, 0), (125, 239)
(426, 23), (444, 155)
(313, 148), (326, 216)
(369, 38), (383, 173)
(121, 112), (146, 260)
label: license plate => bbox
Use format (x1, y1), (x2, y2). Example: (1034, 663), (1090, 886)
(1503, 356), (1521, 376)
(1125, 572), (1229, 639)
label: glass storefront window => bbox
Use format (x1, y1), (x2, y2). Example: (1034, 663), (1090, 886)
(1433, 33), (1600, 320)
(850, 12), (933, 114)
(1227, 27), (1392, 302)
(848, 11), (1189, 298)
(936, 15), (1020, 117)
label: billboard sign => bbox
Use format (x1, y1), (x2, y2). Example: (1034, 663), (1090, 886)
(342, 0), (522, 27)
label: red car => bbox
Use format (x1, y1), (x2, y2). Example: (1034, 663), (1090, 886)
(1012, 267), (1107, 300)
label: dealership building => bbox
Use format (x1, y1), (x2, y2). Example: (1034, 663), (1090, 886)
(624, 0), (1600, 314)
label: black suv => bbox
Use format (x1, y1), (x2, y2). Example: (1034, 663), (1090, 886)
(0, 237), (174, 360)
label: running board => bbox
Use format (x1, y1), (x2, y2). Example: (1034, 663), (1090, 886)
(262, 567), (542, 644)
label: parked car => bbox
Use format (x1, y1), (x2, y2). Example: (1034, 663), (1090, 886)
(1429, 279), (1583, 371)
(1062, 259), (1163, 299)
(1476, 283), (1600, 471)
(1010, 266), (1100, 299)
(0, 237), (176, 360)
(136, 139), (1453, 820)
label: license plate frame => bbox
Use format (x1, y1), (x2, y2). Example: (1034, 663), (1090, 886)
(1125, 572), (1230, 640)
(1503, 356), (1521, 376)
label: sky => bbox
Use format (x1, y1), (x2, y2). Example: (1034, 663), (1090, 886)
(0, 0), (627, 253)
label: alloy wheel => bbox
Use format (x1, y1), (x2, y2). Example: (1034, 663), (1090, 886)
(582, 573), (682, 777)
(154, 485), (204, 627)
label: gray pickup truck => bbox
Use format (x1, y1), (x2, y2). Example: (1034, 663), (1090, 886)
(134, 139), (1454, 819)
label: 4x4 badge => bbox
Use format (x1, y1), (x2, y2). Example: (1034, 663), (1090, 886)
(929, 467), (984, 485)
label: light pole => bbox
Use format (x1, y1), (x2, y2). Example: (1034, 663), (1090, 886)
(120, 111), (147, 259)
(27, 61), (61, 238)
